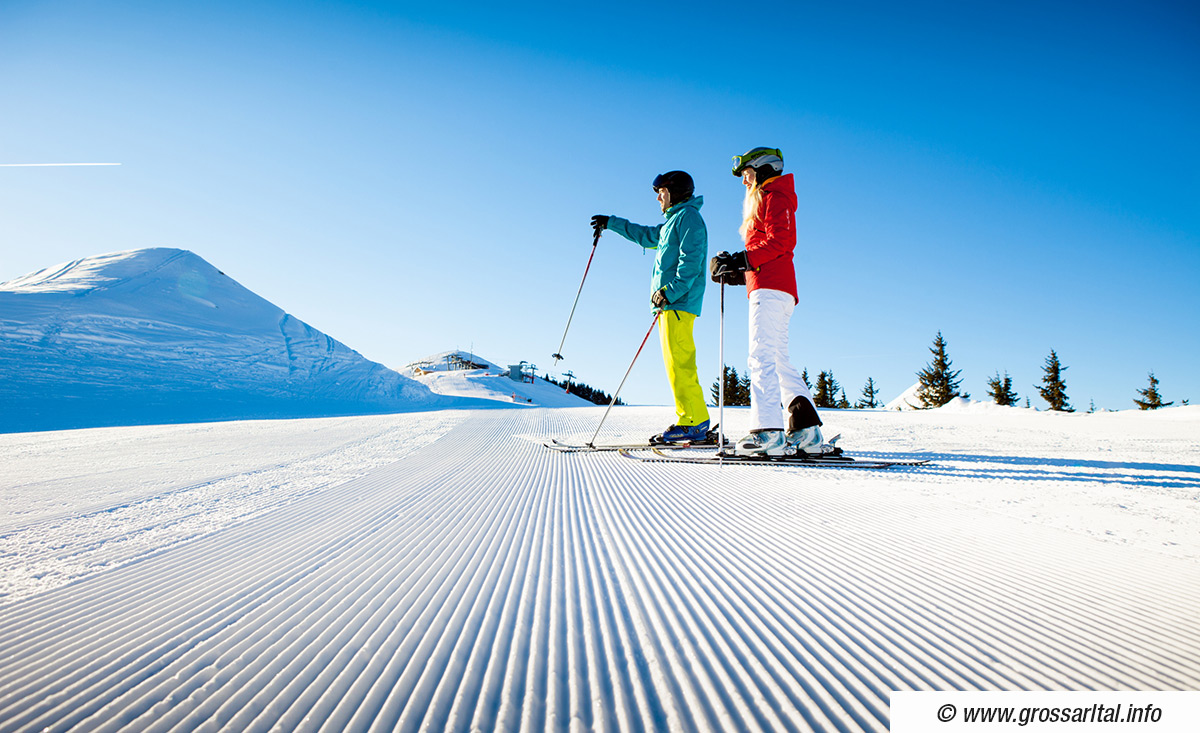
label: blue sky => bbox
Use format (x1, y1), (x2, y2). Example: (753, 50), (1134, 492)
(2, 0), (1197, 412)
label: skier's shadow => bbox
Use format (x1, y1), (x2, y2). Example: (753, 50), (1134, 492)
(857, 451), (1200, 490)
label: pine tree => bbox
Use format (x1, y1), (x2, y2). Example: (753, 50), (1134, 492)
(710, 365), (750, 406)
(1134, 371), (1173, 410)
(813, 372), (829, 408)
(837, 389), (851, 409)
(856, 377), (883, 409)
(1036, 349), (1073, 412)
(814, 370), (841, 408)
(801, 368), (812, 391)
(985, 370), (1019, 406)
(710, 366), (726, 406)
(915, 331), (966, 408)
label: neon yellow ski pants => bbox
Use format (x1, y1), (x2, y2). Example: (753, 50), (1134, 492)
(658, 310), (710, 427)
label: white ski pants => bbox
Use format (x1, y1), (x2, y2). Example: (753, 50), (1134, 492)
(748, 288), (814, 431)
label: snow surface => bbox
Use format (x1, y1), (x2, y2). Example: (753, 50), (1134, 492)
(2, 404), (1198, 731)
(0, 249), (469, 433)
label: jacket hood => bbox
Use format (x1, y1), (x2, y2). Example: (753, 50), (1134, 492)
(761, 174), (796, 207)
(664, 194), (703, 218)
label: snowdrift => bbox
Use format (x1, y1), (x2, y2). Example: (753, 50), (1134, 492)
(0, 248), (456, 432)
(885, 382), (922, 410)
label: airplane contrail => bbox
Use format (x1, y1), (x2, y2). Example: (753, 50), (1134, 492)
(0, 163), (121, 167)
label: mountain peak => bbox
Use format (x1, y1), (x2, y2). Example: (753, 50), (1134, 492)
(1, 248), (205, 294)
(1, 248), (449, 432)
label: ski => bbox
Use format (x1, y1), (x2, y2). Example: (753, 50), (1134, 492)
(545, 427), (729, 453)
(545, 436), (728, 453)
(618, 446), (931, 469)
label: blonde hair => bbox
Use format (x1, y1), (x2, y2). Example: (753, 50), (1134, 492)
(738, 182), (764, 243)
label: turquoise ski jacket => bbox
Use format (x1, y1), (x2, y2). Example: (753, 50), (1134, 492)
(606, 195), (708, 316)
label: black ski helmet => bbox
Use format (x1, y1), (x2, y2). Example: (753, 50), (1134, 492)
(652, 170), (694, 203)
(732, 147), (784, 180)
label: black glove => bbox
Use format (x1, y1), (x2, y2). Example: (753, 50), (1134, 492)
(710, 250), (748, 286)
(590, 215), (610, 237)
(651, 288), (670, 309)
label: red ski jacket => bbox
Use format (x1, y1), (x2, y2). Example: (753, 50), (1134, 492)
(743, 173), (798, 304)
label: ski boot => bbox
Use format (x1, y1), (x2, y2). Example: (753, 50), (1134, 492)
(735, 429), (787, 457)
(653, 420), (710, 444)
(786, 427), (843, 457)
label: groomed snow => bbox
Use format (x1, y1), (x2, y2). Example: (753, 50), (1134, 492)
(1, 405), (1198, 732)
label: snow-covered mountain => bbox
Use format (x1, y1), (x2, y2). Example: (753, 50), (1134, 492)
(405, 350), (594, 407)
(0, 248), (450, 432)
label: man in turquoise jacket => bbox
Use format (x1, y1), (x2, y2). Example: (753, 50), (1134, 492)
(591, 170), (710, 443)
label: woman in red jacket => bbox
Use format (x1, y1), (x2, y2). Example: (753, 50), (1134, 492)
(713, 147), (825, 456)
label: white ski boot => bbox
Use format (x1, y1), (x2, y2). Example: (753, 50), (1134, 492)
(735, 429), (786, 457)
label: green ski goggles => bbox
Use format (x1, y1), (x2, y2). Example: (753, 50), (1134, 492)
(731, 147), (783, 176)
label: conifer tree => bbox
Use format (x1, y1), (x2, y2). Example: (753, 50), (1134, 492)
(837, 389), (851, 409)
(813, 371), (830, 408)
(710, 365), (728, 406)
(915, 331), (966, 408)
(814, 370), (842, 408)
(710, 364), (751, 406)
(709, 370), (721, 406)
(856, 377), (883, 409)
(1036, 349), (1073, 412)
(986, 370), (1019, 406)
(1134, 371), (1172, 410)
(801, 368), (812, 391)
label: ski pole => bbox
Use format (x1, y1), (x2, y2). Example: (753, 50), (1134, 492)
(552, 229), (601, 364)
(718, 281), (726, 459)
(588, 311), (661, 447)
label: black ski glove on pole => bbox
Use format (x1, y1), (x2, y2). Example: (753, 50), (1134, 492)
(590, 215), (610, 237)
(651, 288), (670, 309)
(710, 250), (748, 286)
